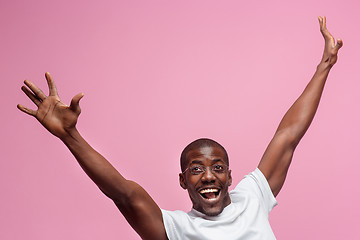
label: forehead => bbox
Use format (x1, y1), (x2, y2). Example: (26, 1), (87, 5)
(185, 146), (226, 164)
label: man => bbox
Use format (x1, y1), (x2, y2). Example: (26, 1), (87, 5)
(17, 17), (342, 239)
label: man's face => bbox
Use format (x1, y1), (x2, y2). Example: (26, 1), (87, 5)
(179, 145), (232, 216)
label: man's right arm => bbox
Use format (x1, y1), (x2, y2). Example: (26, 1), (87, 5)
(18, 72), (168, 240)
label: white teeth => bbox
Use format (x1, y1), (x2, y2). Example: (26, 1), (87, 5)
(199, 188), (219, 194)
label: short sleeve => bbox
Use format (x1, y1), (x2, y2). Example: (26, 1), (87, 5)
(232, 168), (277, 214)
(161, 209), (186, 240)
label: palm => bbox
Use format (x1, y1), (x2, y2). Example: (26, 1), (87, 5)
(37, 96), (79, 137)
(18, 72), (84, 139)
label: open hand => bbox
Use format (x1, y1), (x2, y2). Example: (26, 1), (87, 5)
(17, 72), (84, 139)
(318, 16), (343, 66)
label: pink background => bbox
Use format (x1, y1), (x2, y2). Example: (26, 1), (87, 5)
(1, 0), (359, 239)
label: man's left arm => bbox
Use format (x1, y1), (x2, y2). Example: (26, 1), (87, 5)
(258, 16), (343, 197)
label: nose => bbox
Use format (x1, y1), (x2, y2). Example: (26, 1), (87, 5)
(201, 167), (216, 182)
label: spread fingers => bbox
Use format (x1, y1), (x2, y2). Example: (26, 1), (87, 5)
(21, 85), (41, 106)
(17, 104), (37, 117)
(45, 72), (58, 96)
(24, 80), (47, 100)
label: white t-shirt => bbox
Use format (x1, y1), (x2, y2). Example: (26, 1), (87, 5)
(161, 168), (277, 240)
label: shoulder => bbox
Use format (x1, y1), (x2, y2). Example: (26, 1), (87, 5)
(161, 209), (188, 220)
(161, 209), (190, 239)
(230, 168), (277, 213)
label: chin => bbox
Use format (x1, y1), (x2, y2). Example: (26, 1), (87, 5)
(202, 207), (224, 216)
(196, 201), (227, 216)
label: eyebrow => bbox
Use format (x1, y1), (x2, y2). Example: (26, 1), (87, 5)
(190, 159), (223, 165)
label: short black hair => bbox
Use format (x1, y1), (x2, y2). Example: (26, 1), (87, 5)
(180, 138), (229, 172)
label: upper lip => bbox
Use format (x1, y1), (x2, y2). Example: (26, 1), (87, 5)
(197, 186), (221, 192)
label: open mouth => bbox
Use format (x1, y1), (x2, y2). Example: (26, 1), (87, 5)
(199, 188), (220, 200)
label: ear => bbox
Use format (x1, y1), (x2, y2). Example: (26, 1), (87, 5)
(179, 173), (187, 189)
(228, 169), (232, 186)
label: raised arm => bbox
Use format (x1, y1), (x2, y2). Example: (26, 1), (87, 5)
(17, 73), (167, 240)
(258, 17), (343, 197)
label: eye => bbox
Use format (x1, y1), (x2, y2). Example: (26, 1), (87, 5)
(190, 165), (204, 174)
(213, 164), (226, 172)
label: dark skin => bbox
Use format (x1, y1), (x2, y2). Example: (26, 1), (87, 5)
(258, 16), (342, 197)
(19, 77), (168, 239)
(18, 17), (342, 239)
(179, 146), (232, 216)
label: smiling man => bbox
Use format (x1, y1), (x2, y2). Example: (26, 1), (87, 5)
(18, 17), (342, 240)
(163, 138), (277, 239)
(179, 140), (233, 216)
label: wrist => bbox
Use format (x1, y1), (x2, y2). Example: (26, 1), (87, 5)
(316, 61), (333, 72)
(60, 127), (81, 144)
(319, 52), (339, 70)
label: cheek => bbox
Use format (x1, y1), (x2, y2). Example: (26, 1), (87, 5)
(219, 175), (231, 186)
(187, 176), (201, 190)
(226, 175), (232, 186)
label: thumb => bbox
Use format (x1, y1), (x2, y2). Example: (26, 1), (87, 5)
(335, 38), (343, 50)
(70, 93), (84, 114)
